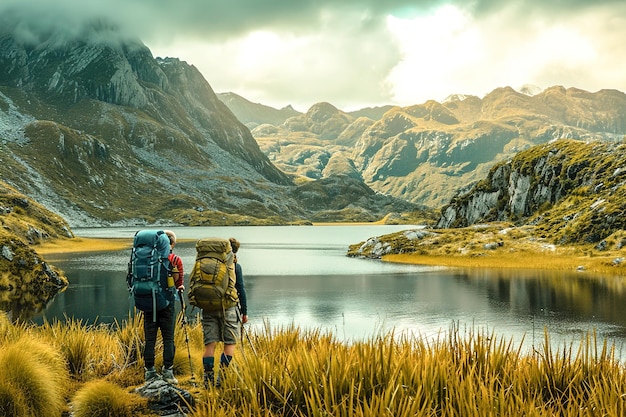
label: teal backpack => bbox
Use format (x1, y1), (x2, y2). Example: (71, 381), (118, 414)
(126, 230), (172, 321)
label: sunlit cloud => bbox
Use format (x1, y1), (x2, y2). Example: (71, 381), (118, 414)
(2, 0), (626, 111)
(385, 5), (483, 104)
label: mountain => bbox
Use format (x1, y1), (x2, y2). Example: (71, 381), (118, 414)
(436, 139), (626, 245)
(252, 103), (375, 179)
(347, 105), (395, 121)
(240, 86), (626, 208)
(0, 24), (417, 227)
(217, 92), (391, 132)
(217, 92), (301, 129)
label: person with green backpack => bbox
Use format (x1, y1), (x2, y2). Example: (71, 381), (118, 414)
(127, 229), (184, 385)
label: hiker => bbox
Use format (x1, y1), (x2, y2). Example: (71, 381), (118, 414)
(142, 230), (184, 384)
(200, 237), (248, 388)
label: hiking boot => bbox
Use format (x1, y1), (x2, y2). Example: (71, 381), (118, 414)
(144, 366), (159, 381)
(162, 366), (178, 384)
(204, 370), (215, 388)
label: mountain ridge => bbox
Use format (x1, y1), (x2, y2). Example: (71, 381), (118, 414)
(0, 26), (417, 227)
(238, 85), (626, 208)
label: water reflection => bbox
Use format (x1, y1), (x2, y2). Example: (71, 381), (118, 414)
(247, 268), (626, 356)
(0, 261), (67, 322)
(9, 226), (626, 358)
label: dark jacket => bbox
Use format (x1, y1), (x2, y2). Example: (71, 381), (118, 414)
(234, 261), (247, 315)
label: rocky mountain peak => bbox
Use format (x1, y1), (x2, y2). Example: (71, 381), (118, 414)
(306, 102), (341, 122)
(282, 101), (355, 140)
(0, 21), (302, 225)
(0, 24), (169, 109)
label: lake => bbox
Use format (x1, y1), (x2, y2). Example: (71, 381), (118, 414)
(34, 225), (626, 357)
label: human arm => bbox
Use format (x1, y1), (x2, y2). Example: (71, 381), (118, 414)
(234, 262), (247, 322)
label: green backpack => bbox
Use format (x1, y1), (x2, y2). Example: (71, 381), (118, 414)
(188, 238), (239, 312)
(126, 230), (172, 321)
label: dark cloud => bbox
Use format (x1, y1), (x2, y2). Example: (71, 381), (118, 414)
(3, 0), (623, 49)
(2, 0), (625, 110)
(2, 0), (623, 42)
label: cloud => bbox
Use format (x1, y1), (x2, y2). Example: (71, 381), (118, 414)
(2, 0), (626, 111)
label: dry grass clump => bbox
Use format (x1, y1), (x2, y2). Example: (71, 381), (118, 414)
(37, 318), (124, 381)
(113, 314), (145, 371)
(71, 379), (140, 417)
(0, 335), (69, 417)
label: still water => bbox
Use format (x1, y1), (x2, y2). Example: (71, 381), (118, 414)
(38, 225), (626, 356)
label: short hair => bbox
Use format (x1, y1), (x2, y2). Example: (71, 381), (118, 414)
(164, 230), (176, 245)
(229, 237), (240, 253)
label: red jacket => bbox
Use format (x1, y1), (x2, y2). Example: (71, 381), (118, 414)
(168, 253), (184, 288)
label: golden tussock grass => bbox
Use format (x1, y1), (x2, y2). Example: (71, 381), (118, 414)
(2, 311), (626, 416)
(37, 318), (125, 381)
(385, 250), (626, 275)
(36, 237), (132, 255)
(0, 335), (69, 417)
(71, 379), (140, 417)
(190, 324), (626, 417)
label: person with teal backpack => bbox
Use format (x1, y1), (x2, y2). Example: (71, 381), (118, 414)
(127, 229), (182, 384)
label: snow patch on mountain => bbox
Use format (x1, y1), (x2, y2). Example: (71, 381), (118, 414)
(443, 93), (470, 103)
(518, 84), (543, 96)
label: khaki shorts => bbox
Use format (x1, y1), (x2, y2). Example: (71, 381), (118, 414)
(201, 306), (239, 345)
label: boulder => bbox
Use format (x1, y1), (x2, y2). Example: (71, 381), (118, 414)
(134, 378), (194, 417)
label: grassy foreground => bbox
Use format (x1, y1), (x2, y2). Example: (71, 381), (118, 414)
(1, 312), (626, 417)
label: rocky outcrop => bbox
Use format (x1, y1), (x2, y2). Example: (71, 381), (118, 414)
(0, 182), (70, 320)
(436, 139), (626, 243)
(0, 235), (67, 321)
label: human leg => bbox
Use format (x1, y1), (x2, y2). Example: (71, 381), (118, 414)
(157, 304), (178, 384)
(216, 307), (239, 386)
(160, 304), (176, 369)
(143, 313), (159, 381)
(202, 311), (221, 387)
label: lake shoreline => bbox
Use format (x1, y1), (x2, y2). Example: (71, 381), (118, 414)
(36, 237), (132, 255)
(384, 252), (625, 275)
(36, 235), (626, 276)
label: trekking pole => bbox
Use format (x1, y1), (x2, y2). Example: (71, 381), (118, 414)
(235, 304), (258, 358)
(241, 322), (258, 358)
(239, 320), (246, 360)
(179, 289), (196, 386)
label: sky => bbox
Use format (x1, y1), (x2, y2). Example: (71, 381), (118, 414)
(2, 0), (626, 112)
